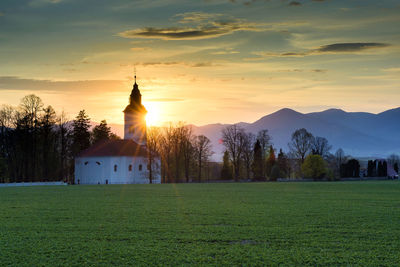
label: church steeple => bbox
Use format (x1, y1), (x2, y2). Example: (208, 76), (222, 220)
(123, 70), (147, 144)
(130, 78), (142, 106)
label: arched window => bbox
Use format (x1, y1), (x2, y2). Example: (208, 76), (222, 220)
(129, 165), (132, 171)
(96, 161), (101, 165)
(114, 165), (117, 172)
(84, 161), (89, 165)
(139, 164), (142, 171)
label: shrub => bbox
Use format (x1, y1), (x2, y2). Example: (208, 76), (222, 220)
(301, 154), (326, 180)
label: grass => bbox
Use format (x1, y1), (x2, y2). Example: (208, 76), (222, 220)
(1, 181), (400, 266)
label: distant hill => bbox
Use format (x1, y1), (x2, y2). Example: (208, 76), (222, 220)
(192, 108), (400, 161)
(107, 107), (400, 161)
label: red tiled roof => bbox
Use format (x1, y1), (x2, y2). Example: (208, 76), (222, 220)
(77, 139), (148, 157)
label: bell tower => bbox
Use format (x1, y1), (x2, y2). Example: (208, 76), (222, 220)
(123, 74), (147, 145)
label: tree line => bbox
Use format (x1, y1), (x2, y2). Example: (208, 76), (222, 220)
(147, 123), (214, 183)
(0, 95), (118, 183)
(218, 125), (396, 181)
(1, 94), (398, 183)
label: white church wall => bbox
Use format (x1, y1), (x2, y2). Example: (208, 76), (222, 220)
(75, 156), (160, 185)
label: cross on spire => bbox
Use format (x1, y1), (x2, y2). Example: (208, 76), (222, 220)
(134, 66), (137, 84)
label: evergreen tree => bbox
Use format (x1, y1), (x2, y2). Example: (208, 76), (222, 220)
(265, 145), (276, 179)
(382, 161), (387, 177)
(251, 140), (264, 181)
(72, 110), (91, 157)
(92, 120), (111, 144)
(40, 105), (57, 180)
(340, 159), (360, 178)
(377, 161), (384, 177)
(277, 149), (289, 178)
(367, 160), (374, 177)
(394, 163), (399, 174)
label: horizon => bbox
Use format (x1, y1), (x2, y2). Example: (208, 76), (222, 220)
(1, 1), (399, 126)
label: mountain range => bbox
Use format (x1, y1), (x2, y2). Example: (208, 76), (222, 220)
(108, 107), (400, 161)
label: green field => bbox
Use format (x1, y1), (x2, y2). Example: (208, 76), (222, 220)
(1, 182), (400, 266)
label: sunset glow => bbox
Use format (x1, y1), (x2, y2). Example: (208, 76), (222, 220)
(144, 101), (162, 126)
(0, 1), (399, 127)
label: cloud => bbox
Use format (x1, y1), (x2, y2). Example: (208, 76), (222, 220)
(210, 50), (240, 55)
(289, 1), (302, 6)
(130, 47), (151, 52)
(316, 43), (389, 52)
(118, 12), (265, 40)
(253, 42), (390, 58)
(120, 61), (217, 68)
(0, 76), (126, 93)
(29, 0), (63, 6)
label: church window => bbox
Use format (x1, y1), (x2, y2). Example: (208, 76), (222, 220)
(129, 165), (132, 171)
(96, 161), (101, 165)
(114, 165), (118, 172)
(84, 161), (89, 165)
(139, 164), (142, 171)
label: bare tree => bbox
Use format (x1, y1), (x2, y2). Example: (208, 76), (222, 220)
(58, 110), (70, 183)
(40, 105), (57, 181)
(256, 129), (271, 177)
(312, 136), (332, 158)
(159, 123), (174, 183)
(222, 124), (246, 181)
(241, 132), (255, 180)
(147, 126), (162, 184)
(19, 94), (44, 180)
(193, 135), (213, 182)
(387, 154), (400, 166)
(335, 148), (346, 171)
(180, 125), (194, 183)
(288, 128), (314, 163)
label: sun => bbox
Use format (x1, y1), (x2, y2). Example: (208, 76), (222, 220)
(144, 102), (161, 126)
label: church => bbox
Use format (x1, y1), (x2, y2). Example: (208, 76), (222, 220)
(74, 76), (161, 184)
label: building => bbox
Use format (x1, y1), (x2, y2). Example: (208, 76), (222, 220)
(74, 76), (161, 184)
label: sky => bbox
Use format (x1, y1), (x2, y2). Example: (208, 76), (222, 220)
(0, 0), (399, 126)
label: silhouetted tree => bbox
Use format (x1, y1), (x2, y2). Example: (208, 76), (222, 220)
(256, 129), (271, 177)
(340, 159), (360, 178)
(311, 136), (332, 158)
(180, 125), (194, 183)
(92, 120), (111, 144)
(221, 125), (246, 181)
(193, 135), (213, 182)
(221, 150), (233, 180)
(266, 145), (276, 179)
(241, 132), (255, 180)
(40, 105), (57, 180)
(277, 149), (289, 178)
(146, 126), (162, 184)
(71, 110), (91, 157)
(57, 110), (71, 182)
(383, 161), (388, 177)
(288, 128), (313, 163)
(367, 160), (375, 177)
(251, 140), (264, 181)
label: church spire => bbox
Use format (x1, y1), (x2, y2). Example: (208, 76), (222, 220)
(134, 66), (137, 85)
(130, 67), (141, 105)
